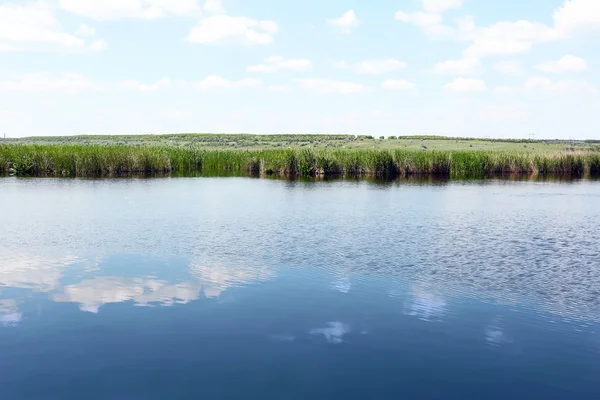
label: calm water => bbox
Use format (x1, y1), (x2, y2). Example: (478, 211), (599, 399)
(1, 177), (600, 399)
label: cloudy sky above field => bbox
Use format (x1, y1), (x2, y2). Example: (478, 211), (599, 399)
(1, 0), (599, 139)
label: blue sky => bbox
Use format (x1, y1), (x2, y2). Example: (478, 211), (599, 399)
(0, 0), (599, 139)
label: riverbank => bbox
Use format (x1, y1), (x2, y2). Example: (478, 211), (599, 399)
(2, 141), (599, 177)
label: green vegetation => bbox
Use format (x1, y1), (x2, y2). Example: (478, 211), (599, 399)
(7, 133), (597, 152)
(1, 134), (599, 177)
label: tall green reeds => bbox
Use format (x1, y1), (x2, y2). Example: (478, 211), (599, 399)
(1, 143), (599, 178)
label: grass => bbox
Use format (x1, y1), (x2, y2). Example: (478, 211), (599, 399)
(6, 133), (597, 153)
(1, 135), (600, 178)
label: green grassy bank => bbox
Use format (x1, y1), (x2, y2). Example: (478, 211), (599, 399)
(2, 143), (599, 177)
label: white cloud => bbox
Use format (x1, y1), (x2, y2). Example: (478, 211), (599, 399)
(493, 60), (523, 76)
(368, 110), (387, 118)
(356, 59), (407, 74)
(333, 59), (407, 75)
(0, 73), (96, 94)
(493, 85), (519, 94)
(465, 0), (600, 57)
(495, 76), (597, 95)
(537, 54), (587, 73)
(268, 85), (291, 92)
(59, 0), (201, 20)
(188, 1), (280, 46)
(524, 77), (596, 94)
(117, 78), (171, 91)
(90, 39), (108, 51)
(163, 109), (189, 120)
(395, 11), (441, 25)
(395, 11), (452, 38)
(524, 77), (555, 91)
(0, 73), (175, 94)
(247, 56), (311, 73)
(463, 21), (558, 58)
(187, 1), (278, 45)
(553, 0), (600, 37)
(0, 44), (20, 52)
(0, 2), (85, 51)
(444, 77), (487, 93)
(421, 0), (464, 14)
(382, 80), (415, 90)
(188, 15), (278, 45)
(483, 105), (527, 121)
(193, 75), (261, 90)
(327, 10), (360, 34)
(203, 0), (226, 15)
(297, 78), (369, 94)
(75, 25), (96, 37)
(434, 57), (482, 75)
(398, 0), (600, 59)
(330, 60), (349, 70)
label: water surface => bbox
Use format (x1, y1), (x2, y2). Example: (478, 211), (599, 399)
(1, 177), (600, 399)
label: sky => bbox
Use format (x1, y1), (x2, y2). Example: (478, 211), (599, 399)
(0, 0), (599, 139)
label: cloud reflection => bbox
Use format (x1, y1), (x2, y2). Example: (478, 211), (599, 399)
(404, 288), (447, 322)
(0, 252), (275, 315)
(0, 299), (22, 327)
(52, 261), (275, 313)
(53, 278), (202, 313)
(190, 262), (275, 298)
(269, 334), (296, 342)
(485, 316), (512, 347)
(332, 276), (352, 293)
(310, 322), (350, 344)
(0, 253), (80, 292)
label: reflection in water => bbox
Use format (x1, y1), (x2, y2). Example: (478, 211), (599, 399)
(189, 262), (275, 298)
(332, 275), (352, 293)
(2, 178), (600, 327)
(0, 299), (22, 327)
(0, 253), (80, 292)
(485, 316), (512, 347)
(310, 322), (350, 344)
(2, 179), (600, 399)
(53, 278), (202, 313)
(51, 261), (275, 313)
(0, 252), (275, 314)
(269, 334), (296, 342)
(404, 288), (447, 322)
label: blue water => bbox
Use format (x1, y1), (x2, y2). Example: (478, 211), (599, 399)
(1, 177), (600, 399)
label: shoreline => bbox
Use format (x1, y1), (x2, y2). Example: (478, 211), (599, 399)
(2, 143), (600, 178)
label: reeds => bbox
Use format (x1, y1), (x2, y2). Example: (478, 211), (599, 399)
(1, 143), (599, 177)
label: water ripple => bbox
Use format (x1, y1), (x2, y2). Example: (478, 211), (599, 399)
(1, 178), (600, 323)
